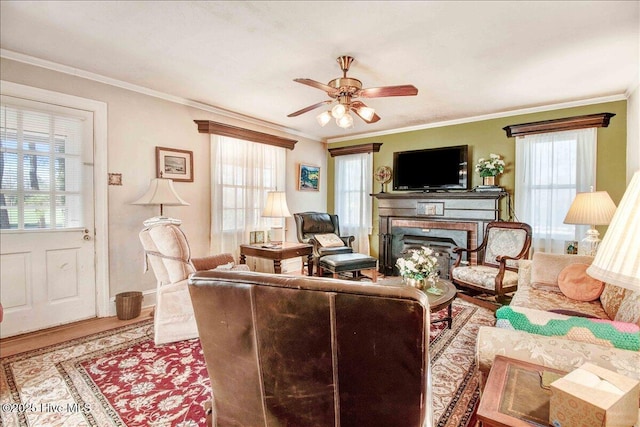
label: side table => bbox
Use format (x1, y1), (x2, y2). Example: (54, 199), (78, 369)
(477, 355), (566, 427)
(239, 242), (313, 275)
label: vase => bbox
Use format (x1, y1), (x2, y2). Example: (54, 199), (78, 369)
(404, 277), (425, 290)
(483, 176), (496, 186)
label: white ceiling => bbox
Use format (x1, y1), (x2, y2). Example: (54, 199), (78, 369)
(1, 1), (638, 142)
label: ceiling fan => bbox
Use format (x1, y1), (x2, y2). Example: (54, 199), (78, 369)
(288, 56), (418, 129)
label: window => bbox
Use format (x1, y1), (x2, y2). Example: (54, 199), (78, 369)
(210, 135), (285, 255)
(515, 128), (596, 253)
(0, 98), (89, 230)
(334, 153), (372, 254)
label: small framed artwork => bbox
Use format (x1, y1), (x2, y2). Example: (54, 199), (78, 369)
(156, 147), (193, 182)
(298, 164), (320, 191)
(565, 240), (578, 255)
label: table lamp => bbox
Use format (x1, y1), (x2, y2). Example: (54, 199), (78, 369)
(587, 171), (640, 292)
(132, 178), (189, 226)
(563, 189), (616, 256)
(262, 191), (291, 246)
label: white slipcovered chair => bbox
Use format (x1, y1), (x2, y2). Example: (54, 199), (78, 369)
(139, 223), (248, 344)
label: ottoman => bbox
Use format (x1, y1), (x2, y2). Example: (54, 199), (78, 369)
(318, 253), (378, 282)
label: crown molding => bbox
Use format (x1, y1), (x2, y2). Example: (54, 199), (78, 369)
(326, 94), (627, 144)
(0, 49), (322, 143)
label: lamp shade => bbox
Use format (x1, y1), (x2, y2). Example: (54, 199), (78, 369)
(132, 178), (190, 207)
(586, 171), (640, 291)
(563, 191), (617, 225)
(262, 191), (291, 218)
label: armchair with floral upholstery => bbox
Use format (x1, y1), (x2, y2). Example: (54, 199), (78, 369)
(451, 221), (532, 297)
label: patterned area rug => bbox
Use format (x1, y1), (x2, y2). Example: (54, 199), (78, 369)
(0, 299), (494, 427)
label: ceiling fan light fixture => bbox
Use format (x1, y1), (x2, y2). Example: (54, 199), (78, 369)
(357, 106), (376, 121)
(331, 103), (346, 119)
(316, 111), (332, 127)
(336, 113), (354, 129)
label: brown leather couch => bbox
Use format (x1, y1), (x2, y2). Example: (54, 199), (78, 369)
(189, 270), (433, 427)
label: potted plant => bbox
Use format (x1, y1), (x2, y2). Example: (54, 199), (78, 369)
(475, 154), (505, 186)
(396, 246), (442, 295)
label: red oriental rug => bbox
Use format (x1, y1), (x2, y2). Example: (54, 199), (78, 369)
(0, 299), (494, 427)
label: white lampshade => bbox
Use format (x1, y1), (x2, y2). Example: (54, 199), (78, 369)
(336, 113), (354, 129)
(564, 191), (617, 225)
(262, 191), (291, 218)
(356, 105), (376, 122)
(587, 171), (640, 292)
(563, 190), (617, 256)
(331, 103), (346, 119)
(132, 178), (189, 217)
(316, 111), (332, 127)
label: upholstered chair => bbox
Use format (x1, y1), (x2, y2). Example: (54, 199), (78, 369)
(450, 221), (532, 297)
(139, 223), (248, 345)
(293, 211), (355, 275)
(189, 270), (433, 427)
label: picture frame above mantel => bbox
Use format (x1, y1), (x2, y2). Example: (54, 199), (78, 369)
(503, 112), (615, 138)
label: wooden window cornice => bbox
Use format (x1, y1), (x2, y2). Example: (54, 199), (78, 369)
(194, 120), (297, 150)
(503, 113), (615, 138)
(327, 143), (383, 157)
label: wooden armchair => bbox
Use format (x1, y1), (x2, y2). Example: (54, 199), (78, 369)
(450, 221), (532, 297)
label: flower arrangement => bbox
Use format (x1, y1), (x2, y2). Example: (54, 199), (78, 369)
(475, 154), (505, 177)
(396, 246), (439, 281)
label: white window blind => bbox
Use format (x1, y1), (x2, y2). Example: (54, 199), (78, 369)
(0, 100), (86, 230)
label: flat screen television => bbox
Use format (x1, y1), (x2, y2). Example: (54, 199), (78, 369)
(392, 145), (468, 191)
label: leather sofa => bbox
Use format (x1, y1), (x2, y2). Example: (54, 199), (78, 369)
(189, 270), (433, 427)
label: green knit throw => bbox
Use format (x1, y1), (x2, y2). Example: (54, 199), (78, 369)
(495, 306), (640, 351)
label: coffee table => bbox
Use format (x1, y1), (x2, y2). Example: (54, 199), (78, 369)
(385, 278), (457, 328)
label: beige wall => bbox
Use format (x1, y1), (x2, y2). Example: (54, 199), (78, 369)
(0, 58), (327, 302)
(327, 100), (628, 258)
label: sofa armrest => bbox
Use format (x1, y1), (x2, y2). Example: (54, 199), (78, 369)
(476, 326), (640, 389)
(191, 253), (235, 271)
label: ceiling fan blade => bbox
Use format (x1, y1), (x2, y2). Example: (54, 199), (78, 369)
(293, 78), (339, 96)
(358, 84), (418, 98)
(351, 101), (381, 123)
(287, 100), (331, 117)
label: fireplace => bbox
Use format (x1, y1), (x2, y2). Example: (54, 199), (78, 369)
(374, 192), (507, 276)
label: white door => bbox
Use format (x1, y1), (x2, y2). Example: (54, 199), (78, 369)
(0, 95), (96, 338)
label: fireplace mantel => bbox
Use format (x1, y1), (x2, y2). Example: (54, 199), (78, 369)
(373, 191), (508, 276)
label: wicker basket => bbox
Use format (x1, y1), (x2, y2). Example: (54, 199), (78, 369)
(115, 291), (143, 320)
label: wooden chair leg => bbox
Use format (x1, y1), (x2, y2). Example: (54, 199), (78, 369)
(371, 269), (377, 283)
(332, 272), (339, 279)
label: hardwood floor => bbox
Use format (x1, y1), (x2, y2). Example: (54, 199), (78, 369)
(0, 307), (153, 358)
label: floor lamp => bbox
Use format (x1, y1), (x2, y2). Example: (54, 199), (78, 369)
(262, 191), (291, 247)
(132, 178), (190, 226)
(587, 171), (640, 292)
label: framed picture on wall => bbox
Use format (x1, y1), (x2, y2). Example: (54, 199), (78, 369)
(298, 164), (320, 191)
(156, 147), (193, 182)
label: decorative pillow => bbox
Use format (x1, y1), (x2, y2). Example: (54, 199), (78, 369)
(214, 261), (235, 270)
(530, 253), (594, 293)
(314, 233), (345, 248)
(601, 284), (627, 320)
(614, 290), (640, 327)
(557, 263), (604, 301)
(496, 306), (640, 351)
